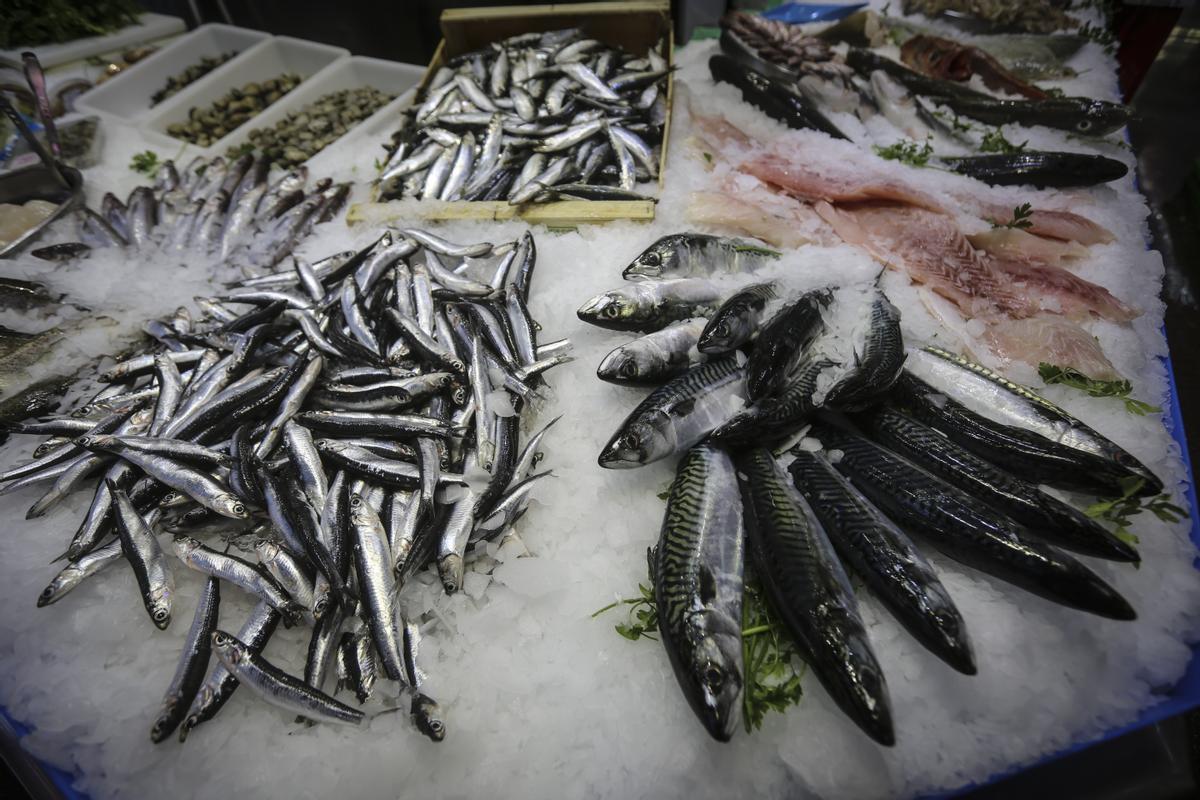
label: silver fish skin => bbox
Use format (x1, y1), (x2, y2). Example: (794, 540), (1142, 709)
(624, 234), (781, 281)
(437, 491), (476, 594)
(577, 279), (723, 332)
(108, 481), (175, 629)
(179, 602), (280, 740)
(349, 492), (405, 680)
(37, 538), (122, 607)
(150, 576), (221, 743)
(211, 631), (365, 725)
(89, 445), (247, 520)
(652, 443), (744, 742)
(255, 539), (316, 613)
(599, 353), (747, 469)
(173, 536), (301, 623)
(597, 319), (707, 386)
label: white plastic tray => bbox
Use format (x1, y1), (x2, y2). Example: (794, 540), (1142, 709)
(216, 56), (426, 179)
(74, 24), (270, 122)
(0, 13), (186, 69)
(141, 36), (349, 155)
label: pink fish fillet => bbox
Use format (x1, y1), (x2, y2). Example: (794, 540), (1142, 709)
(983, 315), (1120, 380)
(741, 153), (947, 212)
(815, 201), (1033, 317)
(989, 257), (1139, 322)
(687, 191), (825, 249)
(975, 203), (1115, 245)
(966, 227), (1089, 267)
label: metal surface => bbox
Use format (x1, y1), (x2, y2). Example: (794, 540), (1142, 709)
(0, 163), (83, 259)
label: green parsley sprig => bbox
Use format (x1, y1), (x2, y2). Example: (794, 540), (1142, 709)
(873, 139), (934, 168)
(1038, 363), (1161, 416)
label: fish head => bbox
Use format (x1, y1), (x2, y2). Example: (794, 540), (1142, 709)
(1074, 100), (1131, 136)
(215, 493), (249, 519)
(148, 594), (173, 630)
(172, 534), (202, 560)
(150, 704), (179, 743)
(210, 630), (244, 665)
(623, 235), (684, 280)
(411, 693), (446, 742)
(596, 346), (647, 383)
(76, 433), (112, 451)
(682, 612), (744, 742)
(597, 417), (671, 468)
(37, 572), (77, 607)
(696, 316), (744, 354)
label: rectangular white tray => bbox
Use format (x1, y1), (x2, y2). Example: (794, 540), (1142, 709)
(217, 56), (426, 179)
(74, 23), (270, 122)
(141, 36), (349, 156)
(0, 13), (186, 69)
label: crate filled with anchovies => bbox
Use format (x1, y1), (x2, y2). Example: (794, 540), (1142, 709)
(353, 1), (674, 225)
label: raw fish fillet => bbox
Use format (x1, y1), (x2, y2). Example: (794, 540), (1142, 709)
(815, 201), (1032, 317)
(983, 315), (1120, 380)
(743, 153), (946, 212)
(967, 227), (1089, 266)
(974, 202), (1115, 245)
(989, 257), (1138, 322)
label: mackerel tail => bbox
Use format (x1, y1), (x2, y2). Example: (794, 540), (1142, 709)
(787, 448), (976, 676)
(734, 447), (895, 746)
(856, 404), (1140, 563)
(808, 422), (1137, 622)
(890, 371), (1161, 498)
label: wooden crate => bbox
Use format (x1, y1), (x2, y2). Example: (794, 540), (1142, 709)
(348, 1), (673, 227)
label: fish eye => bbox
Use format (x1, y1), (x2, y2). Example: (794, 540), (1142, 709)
(604, 305), (621, 318)
(1078, 120), (1092, 131)
(213, 632), (229, 645)
(624, 433), (641, 450)
(703, 663), (724, 690)
(350, 494), (362, 508)
(620, 361), (638, 377)
(154, 608), (169, 621)
(232, 502), (245, 516)
(430, 719), (445, 734)
(715, 322), (729, 337)
(642, 252), (660, 266)
(40, 586), (54, 599)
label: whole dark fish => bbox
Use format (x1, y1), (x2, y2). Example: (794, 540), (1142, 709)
(788, 448), (975, 674)
(709, 357), (834, 447)
(823, 290), (905, 410)
(577, 279), (723, 332)
(599, 353), (746, 468)
(150, 577), (220, 743)
(889, 371), (1148, 498)
(745, 289), (830, 402)
(596, 319), (706, 386)
(809, 421), (1136, 620)
(698, 283), (776, 354)
(651, 443), (744, 742)
(623, 233), (781, 281)
(709, 54), (849, 140)
(735, 447), (894, 746)
(903, 347), (1162, 495)
(857, 405), (1139, 562)
(943, 152), (1129, 188)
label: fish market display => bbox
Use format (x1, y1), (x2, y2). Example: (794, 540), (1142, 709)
(166, 74), (303, 147)
(584, 230), (1164, 744)
(236, 87), (396, 169)
(376, 28), (671, 203)
(152, 52), (240, 106)
(3, 228), (567, 745)
(54, 154), (348, 270)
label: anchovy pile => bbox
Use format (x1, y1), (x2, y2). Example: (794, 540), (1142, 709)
(33, 153), (349, 268)
(4, 228), (568, 744)
(583, 233), (1156, 743)
(376, 27), (671, 204)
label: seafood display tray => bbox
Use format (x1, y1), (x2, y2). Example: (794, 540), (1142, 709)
(218, 56), (428, 180)
(0, 13), (186, 70)
(0, 163), (84, 259)
(354, 0), (674, 226)
(139, 36), (350, 158)
(74, 24), (272, 123)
